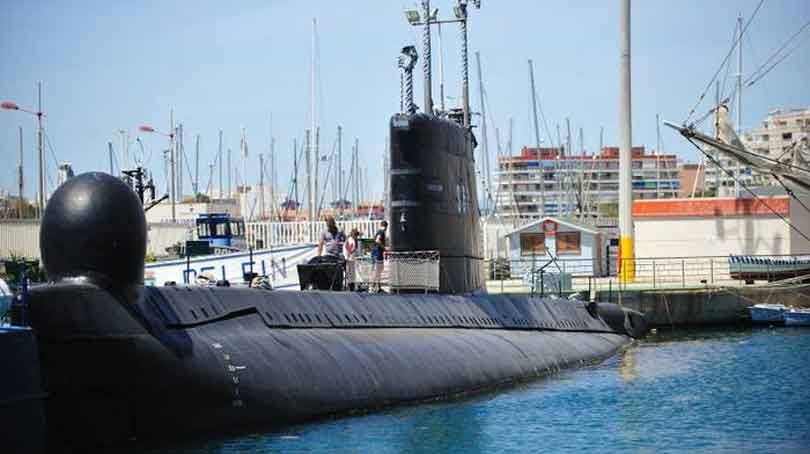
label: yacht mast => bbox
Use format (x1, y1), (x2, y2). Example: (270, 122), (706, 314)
(528, 59), (544, 216)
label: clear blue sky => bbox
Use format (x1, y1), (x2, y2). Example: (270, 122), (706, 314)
(1, 0), (808, 200)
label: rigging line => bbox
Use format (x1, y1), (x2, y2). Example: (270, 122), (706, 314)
(745, 18), (810, 86)
(533, 88), (556, 149)
(771, 173), (810, 216)
(316, 137), (339, 213)
(43, 132), (60, 172)
(719, 23), (738, 99)
(746, 31), (810, 88)
(684, 0), (765, 125)
(685, 136), (810, 244)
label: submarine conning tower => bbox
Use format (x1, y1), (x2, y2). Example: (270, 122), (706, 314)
(389, 1), (484, 295)
(40, 171), (146, 288)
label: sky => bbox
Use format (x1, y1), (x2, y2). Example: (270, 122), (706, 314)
(1, 0), (809, 201)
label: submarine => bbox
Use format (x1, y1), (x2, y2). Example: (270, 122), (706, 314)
(17, 1), (647, 449)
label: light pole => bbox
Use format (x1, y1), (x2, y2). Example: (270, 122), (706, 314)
(403, 0), (480, 125)
(2, 82), (46, 219)
(139, 124), (176, 222)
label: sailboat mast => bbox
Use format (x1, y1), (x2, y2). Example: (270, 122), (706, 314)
(218, 130), (223, 199)
(293, 138), (299, 216)
(194, 134), (200, 196)
(19, 127), (24, 219)
(270, 137), (275, 221)
(656, 113), (661, 199)
(528, 59), (543, 216)
(735, 13), (743, 198)
(475, 52), (490, 213)
(305, 129), (312, 223)
(337, 125), (343, 213)
(259, 153), (265, 220)
(315, 127), (320, 220)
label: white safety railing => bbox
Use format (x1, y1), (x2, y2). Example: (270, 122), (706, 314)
(246, 219), (383, 248)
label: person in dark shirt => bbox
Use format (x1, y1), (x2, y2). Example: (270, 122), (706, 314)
(372, 221), (387, 292)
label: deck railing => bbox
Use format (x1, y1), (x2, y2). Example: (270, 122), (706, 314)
(485, 254), (810, 295)
(246, 219), (383, 248)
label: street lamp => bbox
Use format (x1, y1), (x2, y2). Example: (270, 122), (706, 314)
(2, 82), (46, 219)
(140, 119), (177, 222)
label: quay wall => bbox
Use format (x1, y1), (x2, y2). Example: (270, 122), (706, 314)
(596, 283), (810, 327)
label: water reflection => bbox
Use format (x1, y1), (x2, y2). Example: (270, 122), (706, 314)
(618, 346), (638, 382)
(122, 328), (810, 453)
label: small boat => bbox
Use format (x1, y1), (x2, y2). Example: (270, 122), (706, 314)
(748, 303), (788, 324)
(784, 308), (810, 326)
(729, 255), (810, 282)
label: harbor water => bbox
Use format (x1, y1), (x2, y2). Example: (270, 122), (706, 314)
(121, 327), (810, 453)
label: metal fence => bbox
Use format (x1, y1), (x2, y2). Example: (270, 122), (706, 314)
(246, 219), (383, 248)
(486, 253), (810, 295)
(347, 250), (440, 293)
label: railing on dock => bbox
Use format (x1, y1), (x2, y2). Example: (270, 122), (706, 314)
(485, 254), (810, 296)
(246, 219), (383, 248)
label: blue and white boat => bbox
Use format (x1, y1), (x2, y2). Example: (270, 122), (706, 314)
(145, 213), (318, 289)
(195, 213), (247, 252)
(748, 304), (788, 324)
(144, 243), (318, 289)
(784, 308), (810, 326)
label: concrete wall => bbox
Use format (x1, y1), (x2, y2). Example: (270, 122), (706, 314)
(634, 215), (791, 258)
(146, 223), (193, 257)
(0, 220), (40, 259)
(0, 220), (192, 259)
(789, 197), (810, 254)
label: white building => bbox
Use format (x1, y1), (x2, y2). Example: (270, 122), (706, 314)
(633, 195), (810, 258)
(495, 146), (679, 222)
(145, 198), (241, 225)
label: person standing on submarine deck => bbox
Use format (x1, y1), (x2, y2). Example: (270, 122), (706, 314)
(372, 220), (388, 292)
(318, 215), (346, 259)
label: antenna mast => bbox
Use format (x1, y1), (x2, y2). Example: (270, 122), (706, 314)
(528, 59), (544, 216)
(475, 52), (491, 213)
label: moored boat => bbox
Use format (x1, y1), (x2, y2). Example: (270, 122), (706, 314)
(748, 303), (788, 324)
(785, 308), (810, 326)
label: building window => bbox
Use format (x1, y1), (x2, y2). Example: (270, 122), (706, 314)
(520, 233), (545, 256)
(782, 132), (792, 140)
(556, 231), (581, 255)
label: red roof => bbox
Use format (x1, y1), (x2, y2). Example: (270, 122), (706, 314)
(633, 197), (789, 218)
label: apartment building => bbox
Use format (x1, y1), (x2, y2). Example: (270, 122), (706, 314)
(494, 146), (680, 221)
(705, 108), (810, 196)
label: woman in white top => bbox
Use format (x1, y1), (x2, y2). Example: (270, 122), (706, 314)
(344, 228), (361, 290)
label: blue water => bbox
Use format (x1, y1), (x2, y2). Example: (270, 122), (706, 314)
(128, 328), (810, 453)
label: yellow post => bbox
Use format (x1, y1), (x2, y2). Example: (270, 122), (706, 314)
(620, 236), (635, 283)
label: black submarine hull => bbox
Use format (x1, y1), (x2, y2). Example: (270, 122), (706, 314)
(28, 283), (644, 446)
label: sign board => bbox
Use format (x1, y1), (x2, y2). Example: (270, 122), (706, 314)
(541, 220), (557, 237)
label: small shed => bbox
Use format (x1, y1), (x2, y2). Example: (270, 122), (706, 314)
(505, 217), (605, 278)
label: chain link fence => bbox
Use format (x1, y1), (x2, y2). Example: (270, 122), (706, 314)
(349, 250), (440, 293)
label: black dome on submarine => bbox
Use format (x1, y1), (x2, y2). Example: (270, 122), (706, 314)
(40, 172), (146, 286)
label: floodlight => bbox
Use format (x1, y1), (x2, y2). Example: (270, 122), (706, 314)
(404, 10), (420, 24)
